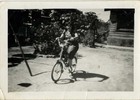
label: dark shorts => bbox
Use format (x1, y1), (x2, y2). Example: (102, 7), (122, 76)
(67, 44), (79, 59)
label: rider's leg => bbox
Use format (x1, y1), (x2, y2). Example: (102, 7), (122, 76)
(67, 45), (74, 67)
(67, 58), (72, 67)
(67, 45), (78, 68)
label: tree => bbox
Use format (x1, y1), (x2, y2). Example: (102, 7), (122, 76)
(81, 12), (98, 47)
(9, 9), (109, 55)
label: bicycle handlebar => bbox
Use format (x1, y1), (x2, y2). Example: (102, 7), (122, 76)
(55, 37), (69, 48)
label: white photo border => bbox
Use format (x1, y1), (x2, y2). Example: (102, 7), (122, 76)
(0, 1), (140, 99)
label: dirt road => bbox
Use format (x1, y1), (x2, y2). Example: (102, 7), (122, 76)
(8, 44), (133, 92)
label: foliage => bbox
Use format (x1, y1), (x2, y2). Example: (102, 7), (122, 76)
(9, 9), (109, 55)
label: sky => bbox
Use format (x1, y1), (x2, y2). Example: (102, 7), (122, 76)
(79, 9), (110, 22)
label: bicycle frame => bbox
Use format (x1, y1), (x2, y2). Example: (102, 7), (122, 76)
(55, 37), (77, 70)
(55, 38), (68, 67)
(51, 38), (77, 83)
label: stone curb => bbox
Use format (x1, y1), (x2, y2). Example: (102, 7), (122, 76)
(95, 43), (133, 51)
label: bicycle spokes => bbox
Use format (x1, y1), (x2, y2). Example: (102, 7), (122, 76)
(51, 62), (63, 83)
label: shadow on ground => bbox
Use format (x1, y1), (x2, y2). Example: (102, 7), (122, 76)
(8, 53), (36, 67)
(18, 83), (32, 87)
(89, 44), (105, 48)
(56, 70), (109, 84)
(72, 70), (109, 82)
(32, 71), (50, 76)
(57, 79), (75, 84)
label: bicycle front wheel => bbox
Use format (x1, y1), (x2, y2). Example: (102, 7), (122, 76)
(51, 61), (63, 83)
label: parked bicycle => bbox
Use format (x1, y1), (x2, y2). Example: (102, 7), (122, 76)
(51, 37), (77, 83)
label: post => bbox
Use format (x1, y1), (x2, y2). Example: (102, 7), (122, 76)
(9, 22), (33, 76)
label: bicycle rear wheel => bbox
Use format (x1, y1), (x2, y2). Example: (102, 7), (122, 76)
(51, 61), (63, 83)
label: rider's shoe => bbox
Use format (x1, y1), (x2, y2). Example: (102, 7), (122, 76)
(69, 71), (76, 82)
(68, 66), (73, 74)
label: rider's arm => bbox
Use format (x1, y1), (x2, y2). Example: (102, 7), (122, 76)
(58, 31), (65, 47)
(60, 30), (65, 40)
(69, 33), (78, 42)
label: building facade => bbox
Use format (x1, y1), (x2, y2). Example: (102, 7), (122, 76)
(105, 9), (134, 47)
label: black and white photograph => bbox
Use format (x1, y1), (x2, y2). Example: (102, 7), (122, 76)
(8, 8), (134, 91)
(0, 1), (140, 100)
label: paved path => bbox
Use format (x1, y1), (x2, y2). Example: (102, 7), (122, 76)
(8, 45), (133, 92)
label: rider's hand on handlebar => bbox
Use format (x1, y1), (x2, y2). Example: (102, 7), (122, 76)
(55, 37), (59, 41)
(68, 37), (74, 42)
(60, 44), (64, 48)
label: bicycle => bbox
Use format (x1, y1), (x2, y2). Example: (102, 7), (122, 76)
(51, 37), (77, 83)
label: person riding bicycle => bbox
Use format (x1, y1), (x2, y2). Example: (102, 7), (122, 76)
(59, 26), (79, 69)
